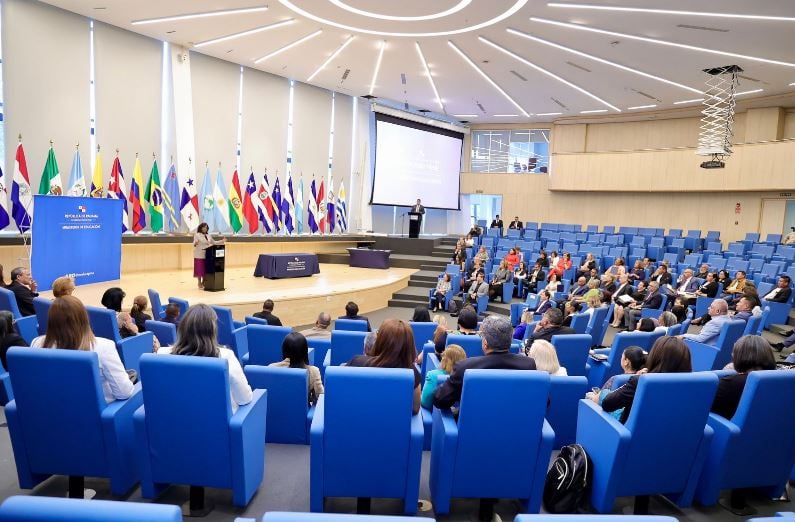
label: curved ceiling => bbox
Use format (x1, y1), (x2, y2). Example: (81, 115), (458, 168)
(43, 0), (795, 123)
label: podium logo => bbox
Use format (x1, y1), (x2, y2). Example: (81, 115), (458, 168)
(77, 205), (87, 213)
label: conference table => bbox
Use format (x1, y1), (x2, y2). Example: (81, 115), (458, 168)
(254, 253), (320, 279)
(346, 248), (391, 269)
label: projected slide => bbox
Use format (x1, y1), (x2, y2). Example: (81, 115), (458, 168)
(371, 114), (463, 210)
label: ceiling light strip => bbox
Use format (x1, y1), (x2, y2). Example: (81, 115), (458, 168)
(479, 36), (621, 112)
(307, 35), (356, 82)
(447, 41), (530, 116)
(369, 41), (386, 96)
(537, 112), (563, 116)
(194, 19), (294, 48)
(580, 109), (607, 113)
(547, 3), (795, 22)
(132, 5), (268, 25)
(453, 114), (478, 117)
(254, 30), (323, 64)
(328, 0), (472, 22)
(735, 88), (764, 96)
(531, 18), (795, 68)
(493, 114), (518, 117)
(507, 28), (702, 94)
(673, 98), (704, 105)
(627, 104), (657, 110)
(415, 42), (444, 111)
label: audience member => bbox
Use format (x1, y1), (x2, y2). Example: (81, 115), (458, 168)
(158, 304), (252, 411)
(712, 335), (775, 419)
(339, 301), (372, 331)
(0, 310), (26, 369)
(628, 259), (646, 282)
(525, 262), (545, 295)
(253, 299), (283, 326)
(431, 273), (452, 312)
(784, 226), (795, 245)
(162, 303), (181, 325)
(549, 250), (560, 270)
(722, 270), (746, 303)
(637, 317), (656, 332)
(488, 260), (513, 302)
(577, 253), (597, 279)
(650, 264), (672, 286)
(32, 296), (134, 403)
(681, 298), (731, 345)
(101, 287), (126, 313)
(490, 215), (504, 229)
(269, 332), (324, 405)
(600, 273), (617, 301)
(130, 295), (152, 332)
(51, 276), (75, 298)
(690, 272), (719, 305)
(464, 234), (475, 247)
(544, 273), (561, 294)
(528, 339), (567, 376)
(567, 276), (589, 305)
(732, 297), (754, 322)
(421, 344), (466, 410)
(363, 331), (378, 356)
(670, 296), (689, 323)
(594, 346), (647, 420)
(526, 308), (575, 350)
(611, 280), (647, 328)
(675, 268), (699, 295)
(412, 305), (431, 323)
(508, 216), (523, 230)
(462, 258), (485, 291)
(624, 281), (662, 331)
(468, 224), (482, 237)
(583, 295), (603, 318)
(536, 250), (549, 268)
(531, 290), (553, 315)
(434, 315), (536, 409)
(549, 252), (572, 280)
(763, 276), (792, 303)
(300, 312), (332, 338)
(117, 312), (139, 338)
(435, 307), (478, 353)
(474, 246), (490, 264)
(612, 273), (633, 304)
(694, 263), (710, 280)
(513, 261), (528, 288)
(606, 258), (626, 277)
(716, 269), (732, 290)
(504, 248), (520, 271)
(8, 267), (38, 317)
(513, 309), (533, 340)
(465, 272), (488, 306)
(0, 264), (6, 287)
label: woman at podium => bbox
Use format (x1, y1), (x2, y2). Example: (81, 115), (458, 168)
(193, 222), (224, 289)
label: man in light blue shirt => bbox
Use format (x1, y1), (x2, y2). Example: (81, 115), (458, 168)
(681, 298), (731, 346)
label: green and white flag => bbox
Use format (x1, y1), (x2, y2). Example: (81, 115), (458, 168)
(39, 146), (63, 195)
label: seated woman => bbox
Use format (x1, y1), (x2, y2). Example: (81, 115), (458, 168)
(611, 281), (648, 328)
(488, 260), (513, 302)
(421, 344), (466, 410)
(691, 272), (719, 304)
(583, 295), (603, 318)
(347, 319), (422, 414)
(51, 276), (75, 298)
(544, 273), (562, 295)
(101, 287), (126, 313)
(0, 310), (27, 369)
(162, 303), (182, 325)
(513, 309), (534, 340)
(528, 339), (567, 376)
(600, 273), (617, 301)
(513, 261), (528, 287)
(655, 311), (679, 333)
(411, 305), (431, 322)
(595, 346), (647, 420)
(606, 258), (627, 277)
(716, 269), (732, 292)
(504, 248), (520, 271)
(431, 273), (452, 313)
(588, 336), (692, 423)
(670, 296), (690, 323)
(549, 250), (561, 270)
(536, 250), (549, 268)
(269, 332), (324, 405)
(627, 260), (646, 282)
(550, 252), (572, 280)
(130, 295), (153, 332)
(158, 304), (252, 411)
(474, 246), (490, 265)
(464, 234), (475, 247)
(462, 259), (484, 291)
(636, 317), (656, 332)
(117, 312), (139, 338)
(712, 335), (775, 419)
(577, 252), (597, 279)
(32, 296), (134, 403)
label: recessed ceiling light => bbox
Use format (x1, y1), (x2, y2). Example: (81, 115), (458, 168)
(537, 112), (563, 116)
(132, 5), (268, 25)
(627, 104), (657, 110)
(493, 114), (518, 117)
(254, 30), (323, 64)
(328, 0), (472, 21)
(673, 98), (704, 105)
(790, 82), (795, 86)
(580, 109), (608, 113)
(278, 0), (529, 38)
(194, 19), (295, 48)
(479, 36), (621, 112)
(507, 28), (702, 94)
(307, 35), (356, 82)
(454, 114), (478, 118)
(735, 88), (764, 96)
(531, 18), (795, 68)
(416, 42), (445, 112)
(547, 3), (795, 22)
(369, 40), (387, 96)
(93, 6), (107, 10)
(447, 41), (530, 117)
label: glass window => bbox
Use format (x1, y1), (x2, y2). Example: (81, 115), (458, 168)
(470, 129), (550, 173)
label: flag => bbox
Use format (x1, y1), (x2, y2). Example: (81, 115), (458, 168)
(107, 155), (129, 233)
(213, 169), (231, 233)
(180, 166), (200, 231)
(242, 170), (259, 234)
(199, 167), (216, 231)
(280, 172), (296, 234)
(337, 181), (347, 232)
(326, 176), (336, 234)
(272, 175), (283, 233)
(295, 174), (304, 234)
(12, 144), (33, 233)
(163, 164), (181, 232)
(255, 170), (275, 234)
(307, 177), (319, 234)
(129, 158), (146, 233)
(90, 149), (104, 197)
(39, 147), (63, 195)
(228, 170), (245, 233)
(316, 178), (326, 233)
(0, 167), (10, 231)
(144, 159), (164, 233)
(67, 149), (87, 197)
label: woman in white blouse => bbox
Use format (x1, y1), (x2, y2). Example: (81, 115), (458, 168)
(193, 222), (225, 289)
(32, 296), (134, 403)
(157, 304), (252, 411)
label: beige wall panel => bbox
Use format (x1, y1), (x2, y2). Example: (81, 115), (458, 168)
(583, 117), (700, 152)
(759, 199), (787, 237)
(784, 112), (795, 139)
(745, 107), (785, 143)
(552, 124), (586, 153)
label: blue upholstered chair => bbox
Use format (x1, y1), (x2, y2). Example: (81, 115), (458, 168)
(33, 296), (51, 335)
(428, 284), (454, 312)
(5, 348), (141, 497)
(578, 373), (719, 513)
(0, 288), (37, 344)
(85, 305), (154, 373)
(262, 513), (420, 521)
(147, 288), (167, 320)
(551, 334), (592, 377)
(144, 319), (177, 346)
(334, 318), (369, 331)
(585, 305), (611, 348)
(695, 371), (795, 507)
(0, 496), (182, 522)
(308, 338), (332, 379)
(446, 333), (483, 358)
(742, 314), (763, 336)
(135, 354), (267, 509)
(588, 331), (656, 388)
(515, 516), (677, 522)
(547, 375), (589, 449)
(324, 330), (368, 369)
(409, 321), (438, 354)
(245, 366), (315, 444)
(430, 369), (553, 515)
(695, 296), (716, 318)
(685, 319), (746, 371)
(245, 315), (269, 325)
(569, 312), (590, 334)
(211, 305), (246, 349)
(241, 324), (292, 366)
(311, 367), (422, 514)
(168, 297), (189, 317)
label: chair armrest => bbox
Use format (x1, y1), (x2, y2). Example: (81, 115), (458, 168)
(322, 350), (331, 369)
(576, 399), (631, 497)
(307, 347), (315, 367)
(684, 339), (719, 372)
(14, 316), (38, 345)
(100, 384), (143, 495)
(229, 389), (267, 506)
(426, 353), (441, 372)
(430, 407), (459, 507)
(309, 395), (326, 512)
(117, 332), (154, 373)
(233, 320), (246, 329)
(232, 326), (248, 362)
(241, 353), (249, 365)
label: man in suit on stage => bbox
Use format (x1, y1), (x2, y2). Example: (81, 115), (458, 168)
(411, 199), (425, 215)
(8, 267), (38, 317)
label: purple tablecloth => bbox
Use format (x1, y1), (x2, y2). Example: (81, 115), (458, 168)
(254, 253), (320, 279)
(347, 248), (391, 269)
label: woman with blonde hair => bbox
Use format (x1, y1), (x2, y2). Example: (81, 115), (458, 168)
(528, 340), (567, 376)
(421, 344), (467, 409)
(51, 276), (75, 298)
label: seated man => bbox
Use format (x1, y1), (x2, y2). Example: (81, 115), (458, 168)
(465, 272), (489, 305)
(525, 308), (575, 350)
(508, 216), (524, 230)
(252, 298), (283, 326)
(694, 263), (710, 280)
(763, 275), (792, 303)
(468, 224), (482, 237)
(338, 301), (372, 332)
(731, 296), (754, 322)
(525, 262), (546, 295)
(623, 281), (662, 331)
(675, 268), (700, 296)
(433, 315), (536, 409)
(722, 270), (747, 304)
(7, 267), (38, 317)
(490, 215), (504, 229)
(681, 298), (731, 346)
(299, 312), (332, 339)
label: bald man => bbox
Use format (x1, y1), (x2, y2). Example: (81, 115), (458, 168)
(681, 298), (732, 346)
(300, 312), (332, 339)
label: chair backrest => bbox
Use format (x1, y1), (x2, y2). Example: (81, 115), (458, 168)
(334, 319), (369, 332)
(147, 289), (164, 321)
(622, 373), (718, 491)
(168, 297), (189, 317)
(330, 330), (368, 365)
(144, 320), (177, 346)
(757, 308), (770, 335)
(211, 305), (237, 347)
(547, 375), (589, 449)
(711, 320), (749, 370)
(743, 315), (763, 336)
(446, 333), (483, 358)
(569, 312), (590, 334)
(585, 306), (610, 347)
(245, 315), (269, 326)
(0, 496), (182, 522)
(33, 297), (51, 335)
(6, 348), (108, 477)
(408, 322), (437, 354)
(246, 324), (293, 366)
(307, 338), (332, 373)
(244, 366), (310, 444)
(85, 306), (122, 343)
(600, 331), (648, 386)
(455, 370), (550, 493)
(322, 367), (416, 496)
(138, 354), (232, 486)
(0, 287), (23, 319)
(551, 334), (592, 377)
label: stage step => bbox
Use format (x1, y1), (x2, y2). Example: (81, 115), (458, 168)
(420, 263), (447, 272)
(388, 299), (426, 309)
(408, 279), (436, 289)
(411, 270), (440, 283)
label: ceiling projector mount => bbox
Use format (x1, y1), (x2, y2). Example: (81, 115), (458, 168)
(697, 65), (742, 169)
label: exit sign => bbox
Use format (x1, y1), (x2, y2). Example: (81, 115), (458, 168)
(781, 192), (792, 197)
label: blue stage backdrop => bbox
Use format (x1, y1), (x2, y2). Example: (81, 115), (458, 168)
(32, 195), (123, 291)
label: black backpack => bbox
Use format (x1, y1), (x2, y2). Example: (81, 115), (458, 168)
(543, 443), (592, 513)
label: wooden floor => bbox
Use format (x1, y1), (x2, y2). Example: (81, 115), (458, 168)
(40, 264), (416, 327)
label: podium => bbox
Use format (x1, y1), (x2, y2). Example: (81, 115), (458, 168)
(408, 211), (423, 239)
(204, 245), (226, 292)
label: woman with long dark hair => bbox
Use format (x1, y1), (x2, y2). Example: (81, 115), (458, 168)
(0, 310), (26, 369)
(270, 332), (324, 404)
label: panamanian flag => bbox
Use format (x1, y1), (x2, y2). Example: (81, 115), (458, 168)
(307, 177), (319, 234)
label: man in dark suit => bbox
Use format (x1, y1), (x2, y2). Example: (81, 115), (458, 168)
(490, 215), (504, 229)
(433, 315), (536, 409)
(763, 275), (792, 303)
(651, 264), (673, 286)
(252, 299), (282, 326)
(526, 262), (545, 295)
(411, 199), (425, 215)
(624, 281), (662, 331)
(508, 216), (523, 230)
(525, 308), (576, 350)
(8, 267), (38, 317)
(338, 301), (372, 332)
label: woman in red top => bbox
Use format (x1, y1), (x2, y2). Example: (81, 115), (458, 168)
(550, 252), (572, 280)
(504, 248), (520, 271)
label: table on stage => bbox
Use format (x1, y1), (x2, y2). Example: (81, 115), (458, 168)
(254, 253), (320, 279)
(346, 248), (391, 269)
